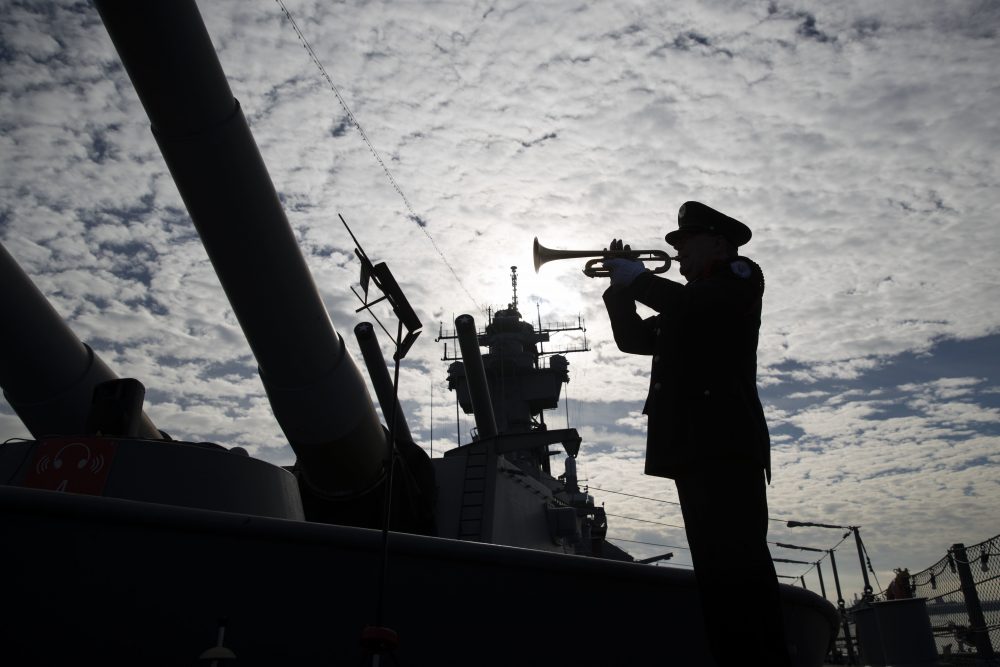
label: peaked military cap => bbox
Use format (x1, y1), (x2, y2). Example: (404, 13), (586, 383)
(665, 201), (752, 247)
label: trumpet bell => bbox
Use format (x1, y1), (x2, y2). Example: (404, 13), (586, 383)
(532, 237), (545, 273)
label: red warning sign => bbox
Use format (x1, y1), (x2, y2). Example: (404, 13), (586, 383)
(21, 437), (118, 496)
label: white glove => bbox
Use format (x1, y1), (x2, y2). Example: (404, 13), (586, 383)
(604, 258), (647, 287)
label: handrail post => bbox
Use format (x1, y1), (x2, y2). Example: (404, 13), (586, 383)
(830, 549), (857, 665)
(816, 560), (828, 601)
(952, 543), (996, 660)
(853, 527), (874, 601)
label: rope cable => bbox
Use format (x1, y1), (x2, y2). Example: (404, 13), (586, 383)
(863, 543), (883, 593)
(588, 484), (844, 525)
(604, 512), (685, 530)
(273, 0), (484, 314)
(587, 486), (680, 506)
(606, 536), (690, 551)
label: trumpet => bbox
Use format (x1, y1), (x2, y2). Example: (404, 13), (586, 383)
(533, 237), (676, 278)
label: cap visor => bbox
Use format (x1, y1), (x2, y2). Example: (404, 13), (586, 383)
(665, 227), (707, 246)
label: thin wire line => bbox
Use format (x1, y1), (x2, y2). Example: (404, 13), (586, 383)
(604, 512), (685, 529)
(587, 486), (679, 505)
(606, 536), (690, 551)
(273, 0), (484, 314)
(589, 484), (837, 525)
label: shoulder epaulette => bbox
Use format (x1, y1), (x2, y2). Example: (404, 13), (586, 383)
(729, 256), (765, 297)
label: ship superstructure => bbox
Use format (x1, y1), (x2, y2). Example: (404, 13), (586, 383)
(441, 267), (587, 451)
(434, 267), (628, 558)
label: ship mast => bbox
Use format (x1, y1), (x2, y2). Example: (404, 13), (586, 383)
(509, 265), (518, 313)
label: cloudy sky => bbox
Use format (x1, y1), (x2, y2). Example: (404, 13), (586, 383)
(2, 0), (999, 601)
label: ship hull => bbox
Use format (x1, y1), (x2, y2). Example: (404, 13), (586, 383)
(1, 485), (837, 665)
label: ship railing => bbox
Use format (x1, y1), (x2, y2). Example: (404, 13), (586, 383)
(539, 319), (587, 332)
(897, 532), (999, 661)
(537, 345), (590, 358)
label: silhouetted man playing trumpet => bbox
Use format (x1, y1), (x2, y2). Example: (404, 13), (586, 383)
(603, 201), (790, 666)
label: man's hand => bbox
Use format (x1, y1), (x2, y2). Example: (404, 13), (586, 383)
(604, 239), (645, 286)
(604, 258), (646, 287)
(608, 238), (631, 253)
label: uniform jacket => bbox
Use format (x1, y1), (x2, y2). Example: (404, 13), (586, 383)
(603, 258), (771, 481)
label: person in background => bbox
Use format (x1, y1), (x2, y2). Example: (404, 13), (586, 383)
(602, 201), (789, 666)
(886, 568), (913, 600)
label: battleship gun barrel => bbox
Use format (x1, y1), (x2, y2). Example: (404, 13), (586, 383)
(93, 0), (385, 494)
(353, 323), (412, 444)
(454, 315), (498, 439)
(0, 242), (161, 439)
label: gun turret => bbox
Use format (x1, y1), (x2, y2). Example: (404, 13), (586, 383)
(93, 0), (386, 497)
(0, 242), (161, 440)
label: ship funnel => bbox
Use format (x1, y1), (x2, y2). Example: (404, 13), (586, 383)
(0, 242), (161, 439)
(454, 315), (498, 439)
(93, 0), (385, 495)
